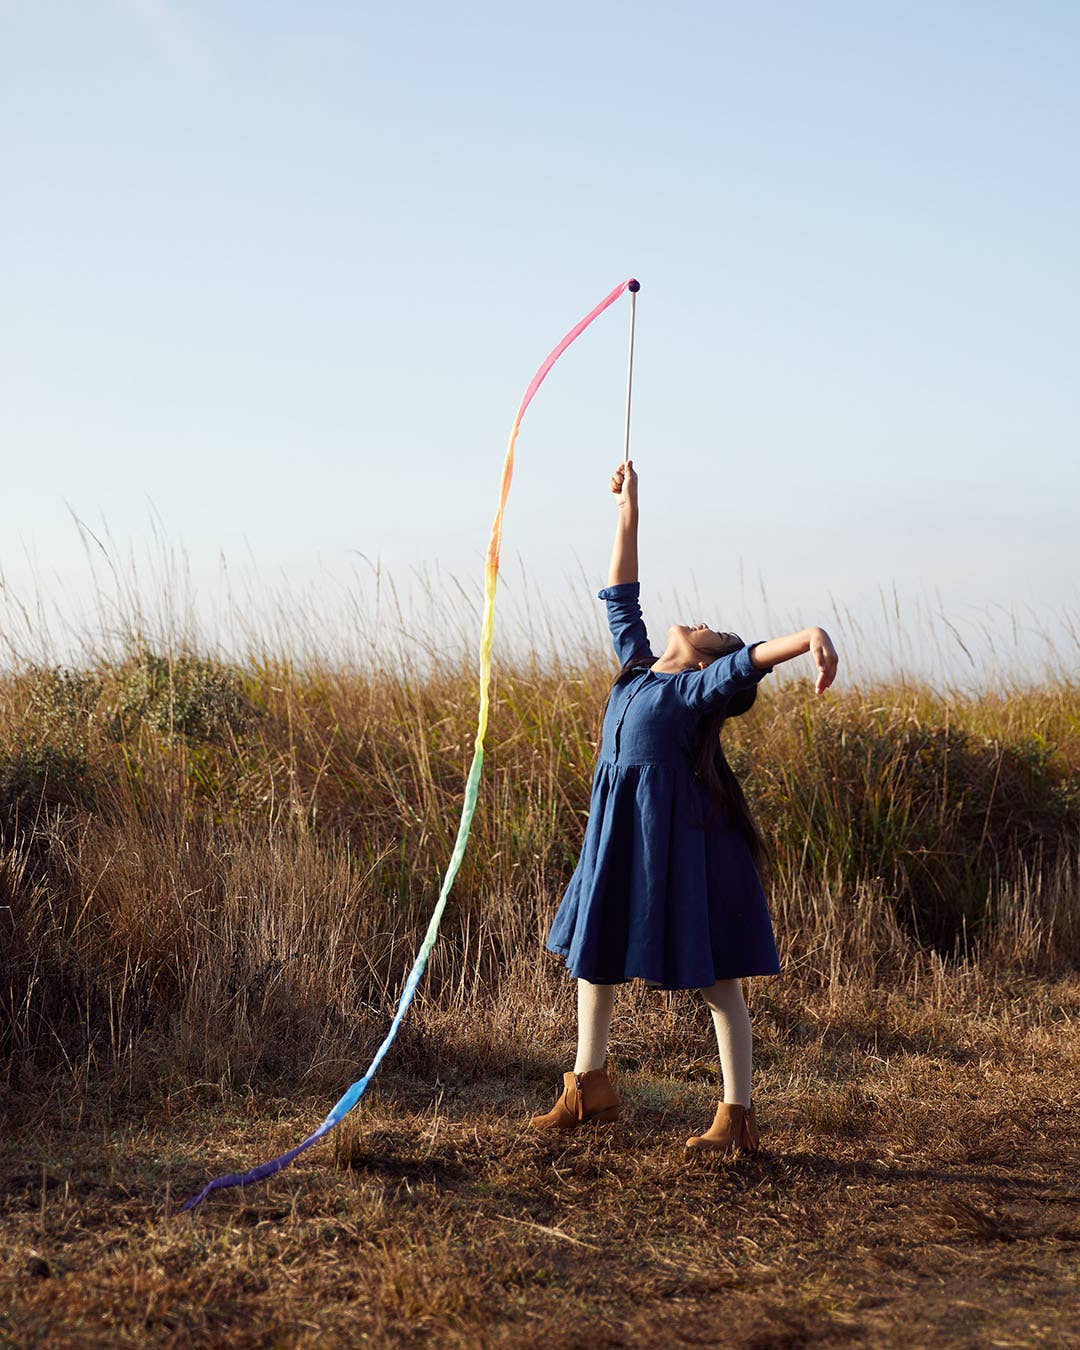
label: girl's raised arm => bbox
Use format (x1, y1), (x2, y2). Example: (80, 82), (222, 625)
(607, 459), (638, 585)
(750, 628), (839, 695)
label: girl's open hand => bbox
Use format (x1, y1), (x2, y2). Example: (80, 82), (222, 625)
(610, 460), (637, 509)
(809, 628), (839, 694)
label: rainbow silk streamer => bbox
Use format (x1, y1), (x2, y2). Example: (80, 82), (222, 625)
(182, 278), (637, 1210)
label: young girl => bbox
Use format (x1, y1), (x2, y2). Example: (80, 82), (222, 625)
(532, 460), (838, 1154)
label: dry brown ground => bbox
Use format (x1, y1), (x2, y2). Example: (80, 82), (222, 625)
(3, 974), (1079, 1349)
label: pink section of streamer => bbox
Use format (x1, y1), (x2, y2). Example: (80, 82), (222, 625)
(513, 280), (635, 427)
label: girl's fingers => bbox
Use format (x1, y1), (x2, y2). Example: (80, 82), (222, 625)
(610, 461), (636, 498)
(812, 650), (836, 694)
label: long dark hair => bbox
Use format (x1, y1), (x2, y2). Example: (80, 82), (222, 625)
(690, 702), (764, 864)
(601, 653), (764, 864)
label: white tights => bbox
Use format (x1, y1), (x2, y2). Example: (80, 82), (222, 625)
(573, 977), (753, 1107)
(573, 980), (616, 1077)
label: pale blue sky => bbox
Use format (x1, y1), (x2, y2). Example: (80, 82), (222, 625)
(2, 1), (1077, 678)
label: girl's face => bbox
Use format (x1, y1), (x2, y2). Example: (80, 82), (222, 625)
(669, 622), (743, 668)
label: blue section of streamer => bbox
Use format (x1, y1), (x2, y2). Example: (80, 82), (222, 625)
(181, 751), (484, 1210)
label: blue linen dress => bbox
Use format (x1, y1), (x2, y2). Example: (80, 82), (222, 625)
(546, 581), (781, 990)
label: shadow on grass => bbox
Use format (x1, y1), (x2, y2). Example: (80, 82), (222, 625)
(756, 1149), (1067, 1195)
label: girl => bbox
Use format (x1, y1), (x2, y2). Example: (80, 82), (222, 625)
(532, 460), (838, 1155)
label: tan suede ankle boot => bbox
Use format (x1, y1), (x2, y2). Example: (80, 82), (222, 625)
(529, 1068), (621, 1130)
(685, 1101), (759, 1155)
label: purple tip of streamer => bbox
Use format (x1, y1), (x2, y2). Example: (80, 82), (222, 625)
(628, 279), (640, 292)
(180, 1121), (332, 1210)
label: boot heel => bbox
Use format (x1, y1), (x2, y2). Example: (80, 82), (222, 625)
(591, 1105), (620, 1123)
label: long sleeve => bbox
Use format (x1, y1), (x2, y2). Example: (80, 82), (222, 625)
(673, 642), (772, 713)
(597, 581), (653, 666)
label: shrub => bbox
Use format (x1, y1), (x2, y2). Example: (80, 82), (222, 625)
(109, 652), (259, 744)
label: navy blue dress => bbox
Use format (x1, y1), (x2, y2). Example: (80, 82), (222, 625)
(546, 582), (781, 990)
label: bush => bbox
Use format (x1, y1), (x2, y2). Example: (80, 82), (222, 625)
(0, 743), (93, 841)
(109, 652), (259, 744)
(751, 713), (1077, 954)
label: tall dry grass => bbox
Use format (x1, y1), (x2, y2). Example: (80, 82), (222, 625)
(1, 582), (1077, 1108)
(3, 568), (1078, 1347)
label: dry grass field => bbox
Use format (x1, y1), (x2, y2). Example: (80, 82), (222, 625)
(2, 627), (1078, 1346)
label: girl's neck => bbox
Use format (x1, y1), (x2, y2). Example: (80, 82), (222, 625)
(649, 652), (702, 675)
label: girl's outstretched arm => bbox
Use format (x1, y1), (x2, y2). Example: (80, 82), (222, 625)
(607, 459), (639, 586)
(750, 628), (839, 694)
